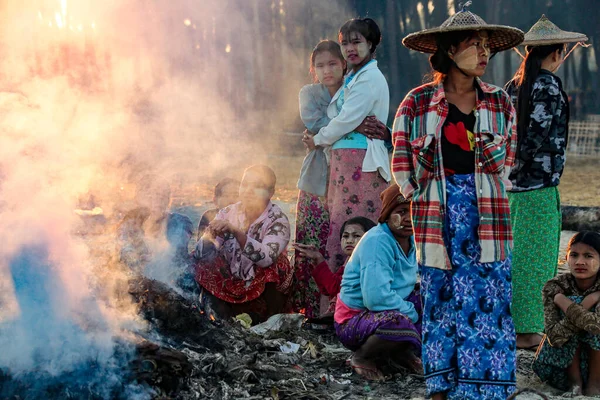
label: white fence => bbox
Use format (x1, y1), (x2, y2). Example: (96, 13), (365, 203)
(568, 119), (600, 158)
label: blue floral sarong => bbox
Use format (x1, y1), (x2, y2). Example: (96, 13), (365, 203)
(420, 174), (517, 399)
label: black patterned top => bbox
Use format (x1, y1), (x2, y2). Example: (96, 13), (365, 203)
(505, 70), (569, 192)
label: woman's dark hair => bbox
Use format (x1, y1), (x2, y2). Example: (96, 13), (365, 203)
(567, 231), (600, 259)
(339, 216), (377, 239)
(214, 178), (240, 198)
(338, 18), (382, 54)
(512, 44), (565, 139)
(429, 30), (478, 84)
(309, 40), (346, 82)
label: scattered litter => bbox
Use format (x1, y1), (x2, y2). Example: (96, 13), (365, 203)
(235, 313), (253, 328)
(279, 341), (301, 354)
(249, 313), (304, 335)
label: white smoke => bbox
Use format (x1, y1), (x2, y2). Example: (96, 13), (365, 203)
(0, 0), (352, 396)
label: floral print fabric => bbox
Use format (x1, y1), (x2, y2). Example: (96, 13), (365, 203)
(326, 148), (387, 271)
(334, 289), (422, 353)
(508, 187), (561, 333)
(292, 190), (330, 319)
(421, 174), (516, 399)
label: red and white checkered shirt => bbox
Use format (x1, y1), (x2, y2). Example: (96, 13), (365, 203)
(392, 79), (517, 270)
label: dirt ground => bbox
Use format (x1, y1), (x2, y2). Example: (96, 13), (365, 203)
(165, 155), (600, 399)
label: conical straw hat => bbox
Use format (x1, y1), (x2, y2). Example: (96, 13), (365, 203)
(522, 15), (588, 46)
(402, 1), (524, 54)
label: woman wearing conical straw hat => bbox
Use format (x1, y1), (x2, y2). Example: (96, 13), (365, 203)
(504, 15), (588, 352)
(392, 2), (523, 398)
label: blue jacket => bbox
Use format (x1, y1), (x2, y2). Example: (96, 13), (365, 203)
(338, 223), (418, 322)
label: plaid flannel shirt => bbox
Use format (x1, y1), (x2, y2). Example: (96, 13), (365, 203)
(391, 79), (517, 270)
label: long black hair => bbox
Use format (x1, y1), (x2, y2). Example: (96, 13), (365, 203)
(512, 44), (565, 138)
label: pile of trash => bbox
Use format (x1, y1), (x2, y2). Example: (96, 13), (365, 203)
(129, 277), (426, 400)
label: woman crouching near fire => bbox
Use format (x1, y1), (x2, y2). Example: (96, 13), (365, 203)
(533, 231), (600, 396)
(334, 184), (422, 381)
(193, 165), (293, 325)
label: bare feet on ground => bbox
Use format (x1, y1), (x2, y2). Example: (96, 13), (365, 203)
(516, 333), (543, 350)
(350, 355), (384, 381)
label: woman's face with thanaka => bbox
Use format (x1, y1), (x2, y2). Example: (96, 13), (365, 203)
(313, 51), (345, 88)
(450, 31), (491, 77)
(387, 203), (413, 238)
(340, 223), (366, 256)
(340, 31), (371, 67)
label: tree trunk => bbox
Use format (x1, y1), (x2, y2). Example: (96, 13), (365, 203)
(385, 0), (401, 112)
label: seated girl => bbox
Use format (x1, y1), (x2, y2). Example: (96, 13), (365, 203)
(193, 165), (293, 324)
(294, 216), (376, 318)
(533, 231), (600, 396)
(334, 184), (421, 381)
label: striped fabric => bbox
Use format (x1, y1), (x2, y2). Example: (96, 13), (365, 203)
(391, 79), (517, 270)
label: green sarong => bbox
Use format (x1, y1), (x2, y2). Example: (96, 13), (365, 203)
(508, 186), (561, 333)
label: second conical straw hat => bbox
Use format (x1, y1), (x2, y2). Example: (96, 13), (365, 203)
(521, 15), (587, 46)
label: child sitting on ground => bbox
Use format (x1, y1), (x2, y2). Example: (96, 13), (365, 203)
(197, 178), (240, 239)
(294, 216), (376, 317)
(534, 231), (600, 396)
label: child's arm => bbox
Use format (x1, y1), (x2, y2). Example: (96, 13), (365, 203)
(542, 282), (580, 347)
(294, 244), (342, 296)
(562, 291), (600, 336)
(299, 85), (331, 133)
(313, 79), (376, 146)
(312, 261), (343, 296)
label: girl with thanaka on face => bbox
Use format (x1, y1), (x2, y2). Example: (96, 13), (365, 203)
(333, 185), (421, 381)
(294, 40), (388, 319)
(504, 15), (588, 351)
(193, 165), (293, 324)
(302, 18), (391, 277)
(294, 216), (376, 318)
(533, 231), (600, 396)
(394, 3), (523, 398)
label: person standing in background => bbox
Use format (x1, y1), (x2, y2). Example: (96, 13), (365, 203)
(394, 3), (523, 398)
(505, 15), (588, 351)
(303, 18), (391, 275)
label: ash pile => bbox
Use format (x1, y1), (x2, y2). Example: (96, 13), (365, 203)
(126, 277), (428, 400)
(0, 263), (425, 400)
